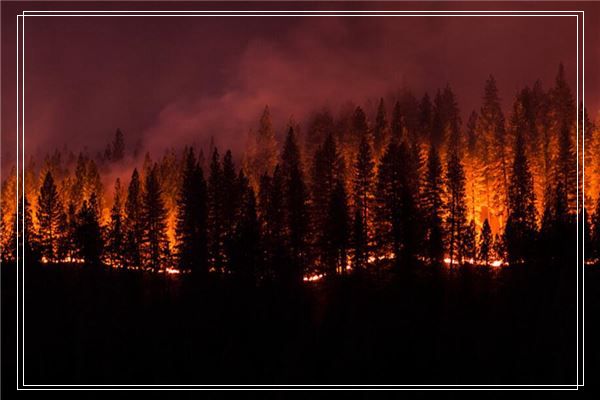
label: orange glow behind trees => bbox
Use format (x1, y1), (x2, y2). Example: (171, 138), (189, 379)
(1, 65), (598, 280)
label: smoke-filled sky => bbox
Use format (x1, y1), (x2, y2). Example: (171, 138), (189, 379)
(1, 1), (598, 172)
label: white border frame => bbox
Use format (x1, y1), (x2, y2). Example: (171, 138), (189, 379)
(12, 7), (585, 390)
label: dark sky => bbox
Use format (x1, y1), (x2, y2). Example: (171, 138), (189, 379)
(1, 1), (598, 172)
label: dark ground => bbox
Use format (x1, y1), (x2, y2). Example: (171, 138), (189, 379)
(1, 260), (590, 387)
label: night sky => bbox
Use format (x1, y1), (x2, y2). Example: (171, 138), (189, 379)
(1, 1), (597, 172)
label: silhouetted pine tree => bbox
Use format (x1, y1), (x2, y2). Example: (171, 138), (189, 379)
(351, 209), (367, 270)
(264, 166), (286, 281)
(221, 150), (238, 271)
(175, 148), (208, 274)
(64, 202), (78, 261)
(74, 193), (103, 265)
(479, 75), (508, 225)
(556, 122), (577, 214)
(464, 220), (477, 264)
(4, 197), (37, 263)
(208, 148), (225, 272)
(505, 130), (537, 264)
(326, 178), (350, 275)
(311, 133), (345, 271)
(230, 170), (260, 283)
(479, 219), (492, 267)
(445, 149), (468, 266)
(352, 134), (375, 265)
(422, 145), (445, 264)
(281, 127), (309, 283)
(375, 141), (418, 266)
(141, 164), (170, 270)
(106, 179), (125, 267)
(37, 171), (66, 262)
(124, 169), (143, 268)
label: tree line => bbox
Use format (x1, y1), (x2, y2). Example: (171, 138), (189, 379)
(1, 64), (598, 284)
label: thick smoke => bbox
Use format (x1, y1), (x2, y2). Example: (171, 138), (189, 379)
(2, 13), (586, 172)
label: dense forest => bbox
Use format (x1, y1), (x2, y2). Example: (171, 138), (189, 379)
(1, 64), (598, 281)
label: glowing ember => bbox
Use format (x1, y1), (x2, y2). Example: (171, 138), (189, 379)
(303, 273), (325, 282)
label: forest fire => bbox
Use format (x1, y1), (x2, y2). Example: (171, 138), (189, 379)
(1, 64), (598, 281)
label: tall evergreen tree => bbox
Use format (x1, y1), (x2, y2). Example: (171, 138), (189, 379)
(479, 218), (492, 267)
(479, 75), (508, 225)
(311, 133), (345, 271)
(175, 148), (208, 274)
(37, 171), (66, 263)
(422, 145), (445, 263)
(445, 150), (468, 266)
(326, 179), (350, 275)
(124, 169), (143, 268)
(375, 141), (418, 266)
(281, 128), (309, 283)
(74, 193), (103, 265)
(208, 148), (225, 272)
(504, 130), (537, 264)
(352, 134), (375, 264)
(106, 179), (125, 267)
(264, 166), (286, 281)
(230, 170), (260, 283)
(141, 164), (170, 270)
(221, 150), (239, 271)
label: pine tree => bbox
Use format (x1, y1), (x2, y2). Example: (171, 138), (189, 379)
(220, 150), (239, 271)
(352, 209), (367, 270)
(445, 150), (468, 266)
(311, 133), (346, 271)
(207, 148), (224, 272)
(422, 145), (445, 264)
(175, 148), (208, 274)
(106, 179), (125, 267)
(74, 193), (103, 265)
(37, 171), (66, 262)
(141, 164), (170, 270)
(504, 130), (537, 264)
(479, 218), (492, 267)
(15, 196), (39, 264)
(281, 127), (309, 283)
(264, 166), (286, 281)
(326, 178), (350, 275)
(479, 75), (508, 226)
(375, 141), (418, 266)
(352, 134), (375, 264)
(556, 122), (577, 214)
(464, 219), (477, 264)
(230, 170), (260, 282)
(124, 169), (143, 268)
